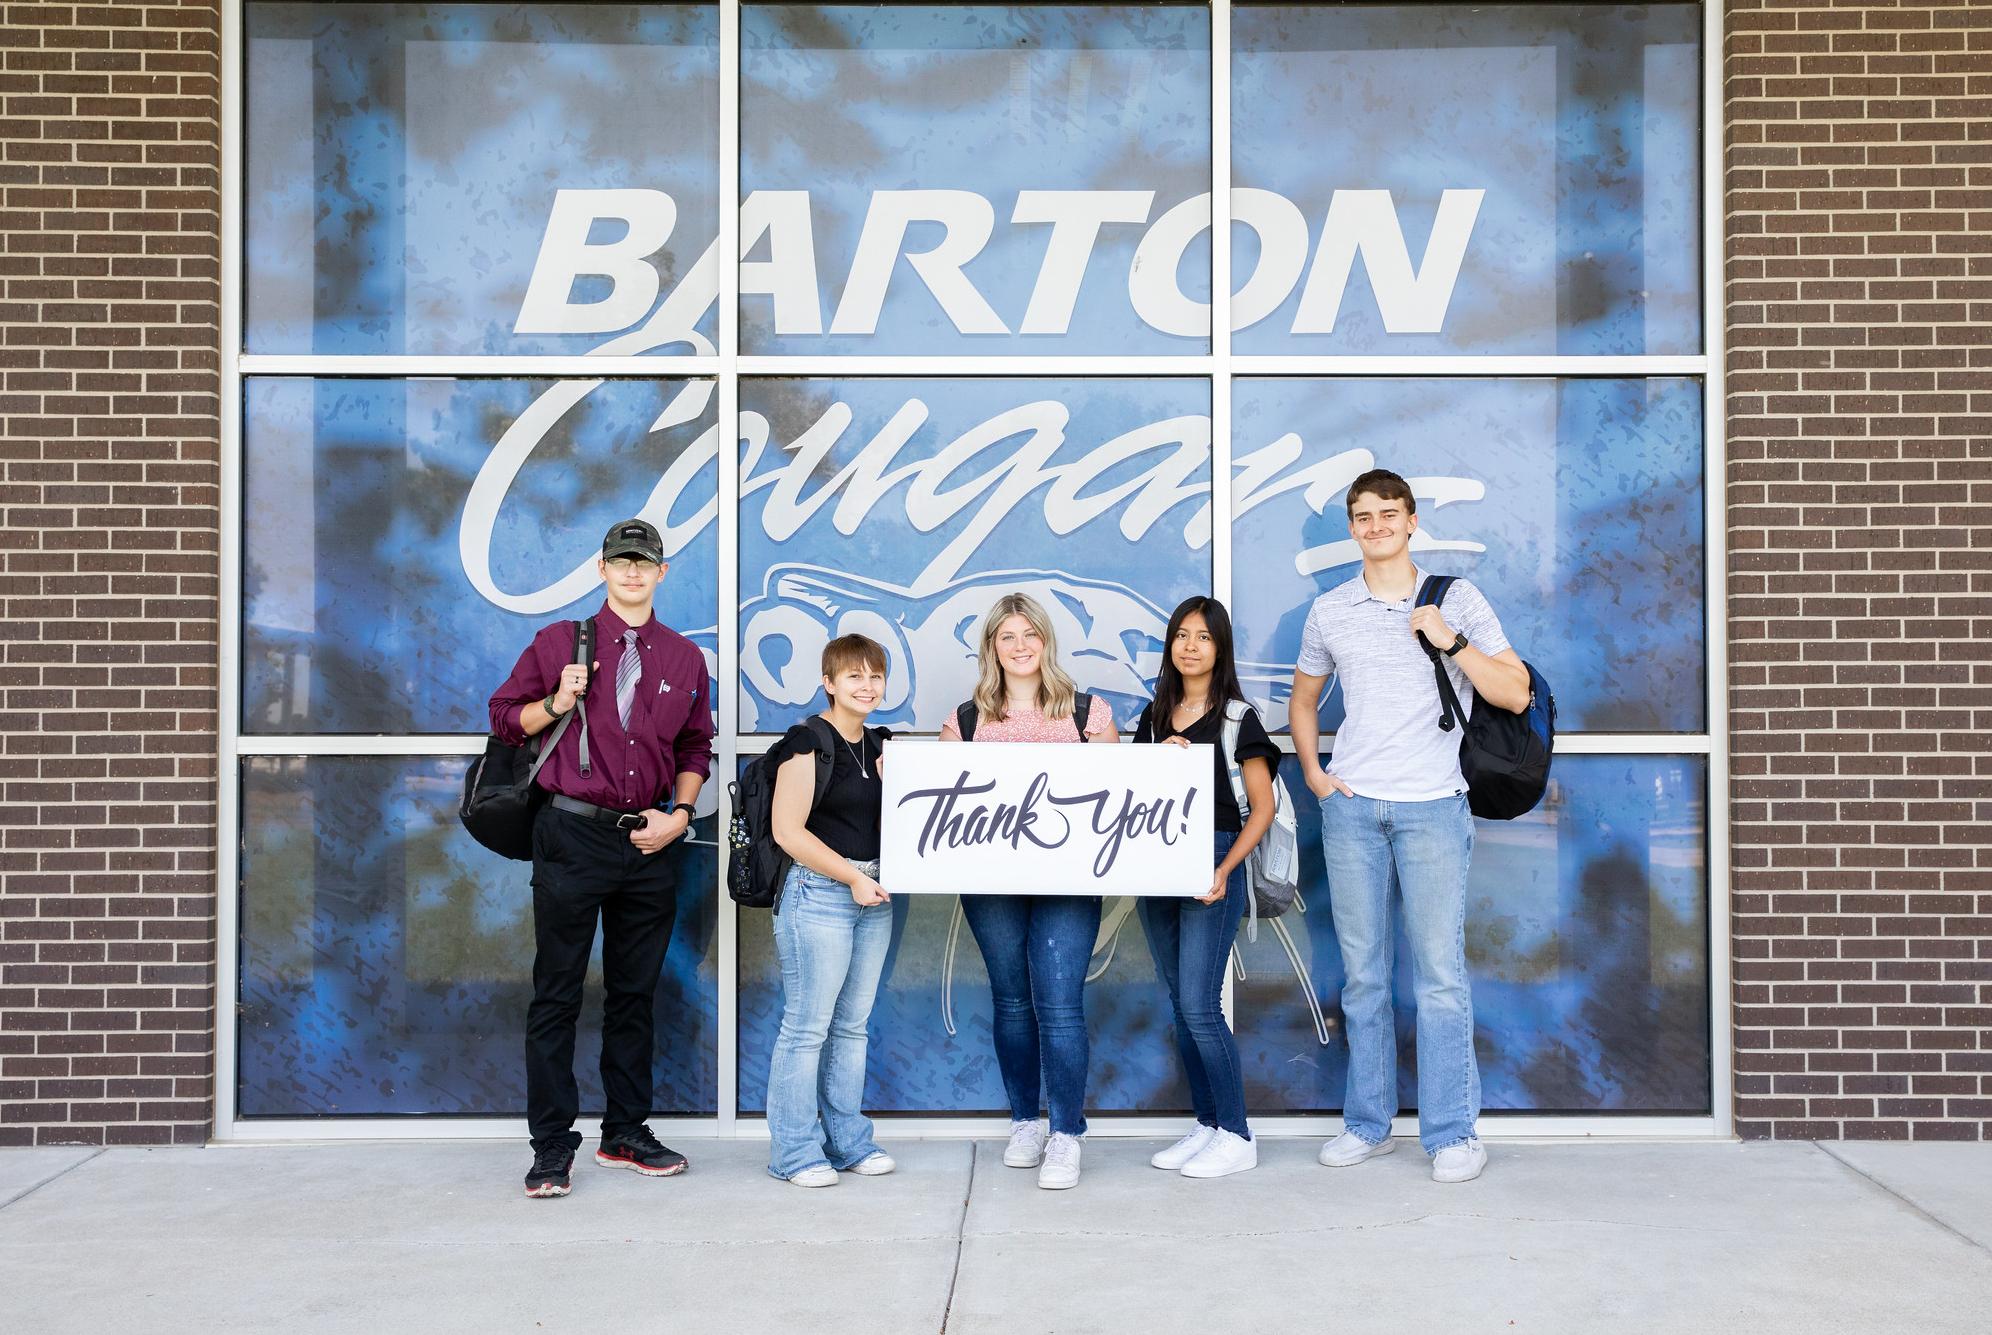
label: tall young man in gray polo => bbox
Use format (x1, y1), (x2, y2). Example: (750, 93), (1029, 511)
(1289, 470), (1531, 1183)
(489, 518), (715, 1198)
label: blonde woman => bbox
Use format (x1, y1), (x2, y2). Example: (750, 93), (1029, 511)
(939, 593), (1117, 1189)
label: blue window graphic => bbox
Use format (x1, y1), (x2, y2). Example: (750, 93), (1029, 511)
(1232, 4), (1701, 355)
(742, 5), (1212, 355)
(246, 4), (720, 356)
(736, 377), (1213, 734)
(241, 377), (719, 736)
(235, 2), (1713, 1123)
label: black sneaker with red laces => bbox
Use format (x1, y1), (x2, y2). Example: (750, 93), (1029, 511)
(595, 1126), (688, 1177)
(524, 1144), (575, 1198)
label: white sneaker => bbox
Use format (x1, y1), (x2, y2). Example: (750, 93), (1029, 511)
(1432, 1138), (1487, 1183)
(1318, 1130), (1396, 1167)
(787, 1164), (839, 1188)
(846, 1151), (895, 1176)
(1180, 1128), (1258, 1179)
(1037, 1133), (1082, 1190)
(1150, 1125), (1217, 1170)
(1003, 1118), (1048, 1168)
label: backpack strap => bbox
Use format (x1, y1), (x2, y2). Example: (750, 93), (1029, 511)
(1218, 698), (1263, 940)
(957, 695), (1091, 739)
(532, 619), (595, 781)
(801, 715), (841, 813)
(1220, 699), (1251, 818)
(1414, 576), (1468, 734)
(573, 619), (594, 775)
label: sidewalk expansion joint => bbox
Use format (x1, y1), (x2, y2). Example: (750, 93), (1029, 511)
(1815, 1143), (1991, 1259)
(0, 1150), (105, 1214)
(939, 1140), (976, 1334)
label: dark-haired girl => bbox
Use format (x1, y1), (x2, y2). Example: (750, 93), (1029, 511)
(1134, 596), (1280, 1178)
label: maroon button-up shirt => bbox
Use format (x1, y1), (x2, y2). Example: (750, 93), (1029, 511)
(488, 604), (715, 812)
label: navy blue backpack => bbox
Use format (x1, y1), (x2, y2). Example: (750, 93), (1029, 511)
(1414, 576), (1556, 820)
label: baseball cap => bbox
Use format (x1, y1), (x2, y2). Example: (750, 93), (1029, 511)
(601, 518), (665, 565)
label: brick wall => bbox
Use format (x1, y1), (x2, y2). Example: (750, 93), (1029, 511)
(1727, 0), (1991, 1140)
(0, 1), (221, 1145)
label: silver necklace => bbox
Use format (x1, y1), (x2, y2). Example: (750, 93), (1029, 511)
(840, 730), (868, 779)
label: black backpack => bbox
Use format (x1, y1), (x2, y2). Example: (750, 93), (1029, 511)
(1414, 576), (1556, 821)
(726, 716), (889, 909)
(954, 691), (1092, 742)
(460, 620), (593, 861)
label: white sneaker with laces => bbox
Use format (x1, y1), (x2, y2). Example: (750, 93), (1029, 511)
(1037, 1133), (1082, 1190)
(1003, 1118), (1049, 1168)
(846, 1151), (895, 1176)
(1180, 1128), (1257, 1180)
(1317, 1130), (1396, 1167)
(1432, 1139), (1487, 1183)
(1150, 1125), (1216, 1171)
(787, 1164), (839, 1188)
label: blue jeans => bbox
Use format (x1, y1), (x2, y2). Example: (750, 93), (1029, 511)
(766, 862), (893, 1179)
(961, 893), (1101, 1136)
(1320, 792), (1479, 1155)
(1138, 829), (1250, 1138)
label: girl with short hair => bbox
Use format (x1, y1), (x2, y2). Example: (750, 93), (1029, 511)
(765, 634), (897, 1186)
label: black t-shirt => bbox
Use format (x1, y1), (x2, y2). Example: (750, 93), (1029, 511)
(1134, 701), (1281, 833)
(769, 721), (889, 862)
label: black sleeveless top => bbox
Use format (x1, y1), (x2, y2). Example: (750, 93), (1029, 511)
(769, 721), (888, 861)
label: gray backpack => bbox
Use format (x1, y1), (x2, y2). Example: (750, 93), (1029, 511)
(1221, 700), (1300, 941)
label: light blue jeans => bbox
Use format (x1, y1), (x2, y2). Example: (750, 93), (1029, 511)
(766, 861), (893, 1180)
(1320, 792), (1479, 1155)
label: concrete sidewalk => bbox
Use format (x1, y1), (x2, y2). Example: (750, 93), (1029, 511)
(1, 1137), (1988, 1333)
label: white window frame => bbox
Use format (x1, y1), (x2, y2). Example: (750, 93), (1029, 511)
(214, 0), (1729, 1142)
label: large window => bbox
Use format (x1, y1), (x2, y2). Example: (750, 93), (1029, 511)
(226, 2), (1720, 1132)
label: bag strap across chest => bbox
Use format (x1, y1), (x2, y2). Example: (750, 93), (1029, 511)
(1414, 575), (1467, 733)
(529, 618), (594, 783)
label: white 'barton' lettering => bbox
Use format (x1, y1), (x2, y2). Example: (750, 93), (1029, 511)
(514, 186), (1483, 341)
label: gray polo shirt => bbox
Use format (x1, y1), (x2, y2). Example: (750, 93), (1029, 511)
(1296, 566), (1511, 803)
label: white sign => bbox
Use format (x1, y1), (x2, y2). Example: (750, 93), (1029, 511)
(879, 740), (1213, 897)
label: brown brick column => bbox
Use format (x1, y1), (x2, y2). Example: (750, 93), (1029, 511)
(0, 1), (220, 1145)
(1726, 0), (1991, 1140)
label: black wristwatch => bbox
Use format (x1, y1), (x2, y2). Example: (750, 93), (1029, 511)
(1444, 632), (1469, 658)
(542, 692), (570, 719)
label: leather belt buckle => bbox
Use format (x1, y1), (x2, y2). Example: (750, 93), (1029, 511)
(614, 811), (645, 831)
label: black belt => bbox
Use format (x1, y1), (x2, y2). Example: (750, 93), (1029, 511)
(548, 794), (650, 830)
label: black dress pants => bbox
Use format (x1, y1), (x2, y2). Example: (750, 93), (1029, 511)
(526, 804), (678, 1153)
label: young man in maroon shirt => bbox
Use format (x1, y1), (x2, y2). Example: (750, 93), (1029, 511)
(489, 518), (715, 1199)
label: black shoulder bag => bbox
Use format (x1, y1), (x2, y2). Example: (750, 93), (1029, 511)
(1414, 576), (1556, 821)
(460, 620), (594, 861)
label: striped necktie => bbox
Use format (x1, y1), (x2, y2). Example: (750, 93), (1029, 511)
(615, 629), (640, 728)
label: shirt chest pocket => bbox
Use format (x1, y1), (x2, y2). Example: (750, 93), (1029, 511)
(642, 672), (697, 738)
